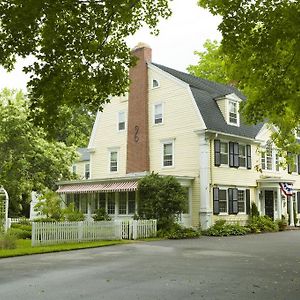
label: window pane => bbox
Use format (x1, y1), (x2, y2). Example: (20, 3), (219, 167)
(220, 142), (228, 164)
(85, 163), (90, 179)
(128, 192), (136, 214)
(239, 145), (246, 167)
(219, 189), (227, 213)
(118, 112), (125, 131)
(238, 190), (245, 213)
(110, 151), (118, 172)
(154, 104), (163, 124)
(119, 192), (127, 215)
(81, 196), (88, 214)
(98, 193), (106, 210)
(229, 101), (237, 124)
(163, 143), (173, 166)
(107, 193), (115, 214)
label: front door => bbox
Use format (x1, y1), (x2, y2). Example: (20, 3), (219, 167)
(265, 190), (274, 220)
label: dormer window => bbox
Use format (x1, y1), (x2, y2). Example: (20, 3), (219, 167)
(228, 101), (238, 125)
(152, 79), (160, 89)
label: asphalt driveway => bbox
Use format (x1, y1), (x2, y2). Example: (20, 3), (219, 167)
(1, 231), (300, 300)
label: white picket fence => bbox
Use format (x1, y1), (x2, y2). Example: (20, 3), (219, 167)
(32, 220), (157, 246)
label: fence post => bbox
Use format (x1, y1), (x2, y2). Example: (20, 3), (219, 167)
(31, 222), (36, 246)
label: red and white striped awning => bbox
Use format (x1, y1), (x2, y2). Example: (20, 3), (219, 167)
(57, 181), (138, 194)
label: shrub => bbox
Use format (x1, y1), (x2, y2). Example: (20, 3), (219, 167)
(138, 173), (187, 231)
(0, 232), (17, 249)
(8, 227), (31, 239)
(276, 218), (288, 231)
(93, 208), (111, 221)
(158, 223), (201, 239)
(203, 220), (250, 236)
(251, 202), (260, 218)
(247, 216), (279, 233)
(63, 203), (85, 221)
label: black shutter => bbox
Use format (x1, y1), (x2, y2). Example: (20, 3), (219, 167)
(214, 140), (221, 167)
(229, 142), (234, 167)
(246, 145), (252, 169)
(213, 188), (219, 215)
(287, 152), (292, 174)
(228, 188), (233, 214)
(232, 189), (238, 214)
(246, 189), (251, 215)
(234, 143), (239, 168)
(297, 192), (300, 214)
(298, 155), (300, 174)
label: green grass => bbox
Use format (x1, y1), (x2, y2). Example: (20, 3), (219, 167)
(0, 239), (130, 258)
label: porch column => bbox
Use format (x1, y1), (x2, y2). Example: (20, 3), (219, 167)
(199, 133), (212, 230)
(277, 186), (282, 220)
(289, 196), (295, 226)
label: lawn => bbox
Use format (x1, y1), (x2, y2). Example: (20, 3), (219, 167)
(0, 239), (130, 259)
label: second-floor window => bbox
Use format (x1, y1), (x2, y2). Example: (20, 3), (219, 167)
(118, 111), (126, 131)
(261, 141), (279, 171)
(110, 151), (118, 172)
(154, 103), (163, 124)
(162, 141), (174, 167)
(85, 163), (90, 179)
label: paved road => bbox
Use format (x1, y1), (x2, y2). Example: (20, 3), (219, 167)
(1, 231), (300, 300)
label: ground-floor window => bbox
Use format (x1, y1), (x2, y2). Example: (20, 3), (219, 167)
(213, 187), (250, 215)
(66, 191), (137, 216)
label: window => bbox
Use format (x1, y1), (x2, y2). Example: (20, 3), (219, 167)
(128, 192), (136, 214)
(152, 79), (159, 88)
(237, 190), (245, 213)
(220, 142), (228, 165)
(228, 100), (238, 125)
(218, 189), (227, 213)
(154, 103), (163, 124)
(239, 145), (246, 168)
(182, 188), (190, 214)
(107, 193), (115, 215)
(288, 154), (300, 174)
(163, 141), (174, 167)
(261, 141), (279, 171)
(110, 151), (118, 172)
(215, 139), (252, 169)
(85, 163), (90, 179)
(118, 111), (126, 131)
(118, 192), (127, 215)
(213, 187), (250, 215)
(72, 165), (77, 174)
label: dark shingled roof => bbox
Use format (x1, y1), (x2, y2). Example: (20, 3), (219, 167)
(152, 63), (263, 139)
(77, 148), (90, 162)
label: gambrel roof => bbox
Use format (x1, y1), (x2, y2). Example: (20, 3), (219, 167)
(152, 63), (263, 139)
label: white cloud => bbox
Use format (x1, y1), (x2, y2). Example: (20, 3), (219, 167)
(0, 0), (221, 91)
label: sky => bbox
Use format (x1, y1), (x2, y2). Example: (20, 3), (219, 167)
(0, 0), (222, 91)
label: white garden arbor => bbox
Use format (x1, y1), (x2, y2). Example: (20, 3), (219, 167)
(0, 187), (9, 232)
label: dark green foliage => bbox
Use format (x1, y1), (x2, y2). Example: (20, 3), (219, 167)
(63, 203), (85, 222)
(203, 220), (250, 237)
(158, 223), (201, 239)
(8, 227), (31, 239)
(247, 216), (279, 233)
(251, 202), (260, 218)
(137, 173), (186, 230)
(0, 232), (17, 249)
(93, 208), (111, 221)
(0, 1), (171, 135)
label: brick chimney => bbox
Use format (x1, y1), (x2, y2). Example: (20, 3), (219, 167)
(126, 43), (151, 174)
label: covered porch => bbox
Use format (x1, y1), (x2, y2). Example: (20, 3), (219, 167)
(256, 177), (298, 226)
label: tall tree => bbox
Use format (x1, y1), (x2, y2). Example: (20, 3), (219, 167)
(188, 39), (229, 84)
(0, 89), (77, 216)
(0, 0), (171, 135)
(199, 0), (300, 152)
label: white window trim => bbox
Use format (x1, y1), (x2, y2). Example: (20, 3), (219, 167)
(261, 141), (279, 172)
(227, 100), (240, 127)
(161, 139), (175, 168)
(153, 102), (164, 125)
(151, 78), (160, 89)
(108, 148), (119, 173)
(117, 111), (126, 132)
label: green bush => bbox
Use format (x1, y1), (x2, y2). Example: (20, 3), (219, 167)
(0, 232), (17, 249)
(251, 202), (260, 218)
(8, 227), (31, 239)
(203, 220), (250, 236)
(93, 208), (111, 221)
(276, 218), (288, 231)
(63, 203), (85, 221)
(11, 223), (32, 231)
(158, 223), (201, 239)
(247, 216), (279, 233)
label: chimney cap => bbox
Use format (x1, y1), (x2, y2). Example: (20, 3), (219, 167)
(132, 42), (151, 51)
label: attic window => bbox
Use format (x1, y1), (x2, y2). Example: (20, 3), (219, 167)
(152, 79), (160, 89)
(228, 100), (239, 126)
